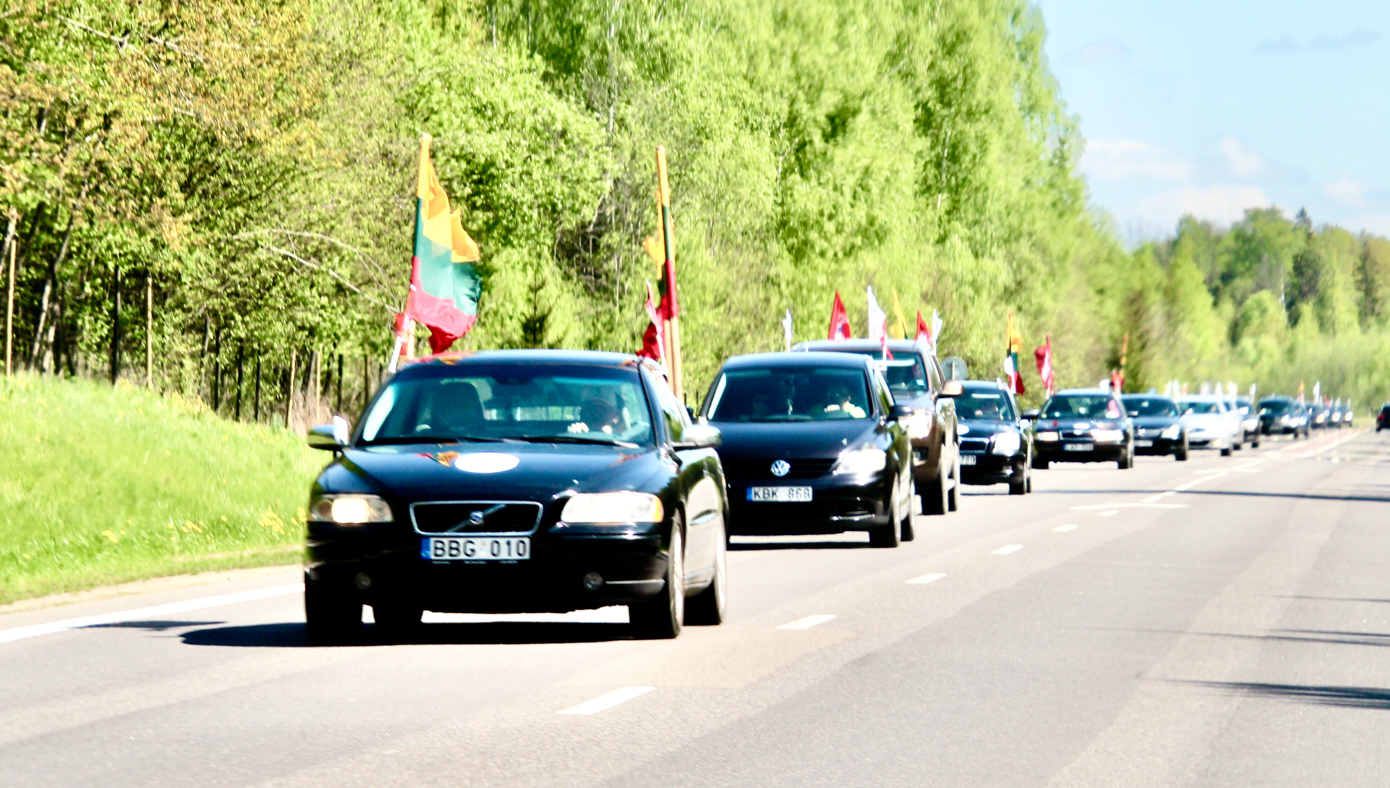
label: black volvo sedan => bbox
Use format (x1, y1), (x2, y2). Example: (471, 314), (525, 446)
(1121, 393), (1189, 461)
(303, 350), (728, 643)
(700, 352), (915, 547)
(1030, 388), (1135, 469)
(955, 380), (1033, 494)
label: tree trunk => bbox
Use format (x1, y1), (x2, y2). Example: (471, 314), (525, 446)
(109, 265), (121, 385)
(4, 217), (15, 378)
(335, 353), (343, 414)
(362, 354), (370, 411)
(286, 349), (298, 430)
(145, 271), (154, 387)
(254, 355), (262, 423)
(234, 344), (244, 421)
(211, 326), (222, 411)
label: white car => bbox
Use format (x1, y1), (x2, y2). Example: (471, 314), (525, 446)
(1177, 395), (1243, 456)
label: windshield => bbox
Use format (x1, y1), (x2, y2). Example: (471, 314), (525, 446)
(1260, 400), (1290, 414)
(1042, 395), (1122, 420)
(1180, 401), (1222, 414)
(830, 351), (930, 397)
(358, 364), (655, 446)
(1123, 397), (1179, 417)
(706, 366), (872, 422)
(956, 391), (1015, 421)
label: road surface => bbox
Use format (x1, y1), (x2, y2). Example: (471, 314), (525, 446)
(2, 429), (1388, 786)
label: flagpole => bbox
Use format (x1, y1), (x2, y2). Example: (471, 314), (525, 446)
(656, 146), (683, 400)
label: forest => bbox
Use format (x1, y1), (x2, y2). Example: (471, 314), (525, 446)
(3, 0), (1388, 420)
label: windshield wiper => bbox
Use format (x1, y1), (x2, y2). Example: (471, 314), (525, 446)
(508, 434), (640, 448)
(359, 435), (507, 446)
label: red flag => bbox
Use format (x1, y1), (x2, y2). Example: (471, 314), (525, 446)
(636, 281), (665, 363)
(828, 291), (852, 340)
(1034, 335), (1054, 397)
(916, 311), (930, 343)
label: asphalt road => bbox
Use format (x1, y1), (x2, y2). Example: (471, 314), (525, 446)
(3, 429), (1389, 787)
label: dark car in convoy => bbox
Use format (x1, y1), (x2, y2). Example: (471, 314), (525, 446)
(1030, 388), (1135, 469)
(1121, 394), (1188, 461)
(1311, 404), (1330, 430)
(701, 352), (916, 547)
(955, 380), (1032, 495)
(302, 350), (729, 643)
(1258, 396), (1307, 437)
(793, 339), (961, 514)
(1234, 396), (1261, 448)
(1379, 404), (1390, 432)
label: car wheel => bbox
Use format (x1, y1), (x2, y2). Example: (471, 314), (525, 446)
(946, 451), (960, 512)
(870, 482), (902, 548)
(900, 478), (916, 542)
(922, 460), (948, 516)
(1117, 447), (1133, 470)
(1009, 459), (1027, 495)
(1220, 446), (1233, 457)
(685, 519), (726, 626)
(1252, 437), (1260, 448)
(304, 576), (362, 646)
(373, 600), (423, 643)
(631, 521), (684, 639)
(1025, 472), (1033, 493)
(1175, 440), (1189, 461)
(1031, 454), (1049, 470)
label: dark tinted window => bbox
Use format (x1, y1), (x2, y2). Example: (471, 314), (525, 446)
(1123, 397), (1179, 417)
(1180, 400), (1223, 414)
(707, 366), (872, 422)
(1042, 395), (1122, 419)
(831, 349), (931, 397)
(647, 370), (688, 443)
(956, 390), (1016, 421)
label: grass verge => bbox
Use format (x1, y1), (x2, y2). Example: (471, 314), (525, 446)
(0, 374), (322, 605)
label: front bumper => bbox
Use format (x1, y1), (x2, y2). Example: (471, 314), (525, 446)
(726, 473), (891, 535)
(305, 522), (670, 613)
(1035, 440), (1127, 463)
(1133, 436), (1182, 455)
(959, 450), (1025, 484)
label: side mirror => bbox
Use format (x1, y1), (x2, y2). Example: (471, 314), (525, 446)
(889, 403), (914, 420)
(940, 380), (964, 398)
(1022, 409), (1040, 419)
(308, 415), (351, 451)
(674, 423), (722, 450)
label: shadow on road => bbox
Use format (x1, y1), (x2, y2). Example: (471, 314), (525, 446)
(1180, 680), (1390, 710)
(92, 620), (224, 632)
(180, 621), (635, 648)
(728, 539), (871, 552)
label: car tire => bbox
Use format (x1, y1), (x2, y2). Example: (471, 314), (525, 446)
(1117, 447), (1133, 470)
(304, 577), (362, 646)
(922, 459), (948, 516)
(373, 600), (423, 642)
(1009, 460), (1027, 495)
(685, 519), (727, 626)
(900, 478), (916, 542)
(1175, 440), (1189, 462)
(870, 483), (903, 548)
(1252, 437), (1260, 448)
(947, 451), (960, 512)
(1032, 455), (1049, 470)
(1220, 446), (1233, 457)
(1025, 473), (1033, 493)
(631, 522), (684, 639)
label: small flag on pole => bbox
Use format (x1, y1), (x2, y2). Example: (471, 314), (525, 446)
(1004, 312), (1025, 394)
(890, 290), (909, 340)
(1034, 334), (1055, 397)
(916, 310), (930, 344)
(783, 309), (794, 351)
(931, 310), (943, 352)
(828, 291), (852, 340)
(636, 280), (665, 365)
(866, 286), (891, 359)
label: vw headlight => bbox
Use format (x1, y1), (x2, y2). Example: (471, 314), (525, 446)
(1160, 424), (1181, 440)
(991, 431), (1021, 456)
(1036, 431), (1059, 442)
(561, 492), (664, 525)
(1091, 429), (1124, 443)
(309, 494), (393, 524)
(906, 410), (934, 439)
(833, 447), (887, 475)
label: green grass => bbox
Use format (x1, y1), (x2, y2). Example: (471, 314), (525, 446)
(0, 374), (323, 605)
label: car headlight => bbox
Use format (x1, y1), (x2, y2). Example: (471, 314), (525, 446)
(833, 447), (887, 475)
(1035, 431), (1059, 442)
(561, 492), (664, 525)
(1091, 429), (1124, 443)
(991, 431), (1021, 455)
(309, 494), (393, 524)
(906, 410), (934, 439)
(1161, 424), (1181, 440)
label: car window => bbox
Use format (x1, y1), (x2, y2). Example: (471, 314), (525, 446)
(1123, 397), (1179, 417)
(1180, 401), (1222, 414)
(1042, 395), (1123, 419)
(871, 369), (893, 414)
(358, 364), (656, 446)
(646, 370), (688, 443)
(706, 366), (872, 422)
(956, 391), (1016, 421)
(837, 349), (930, 398)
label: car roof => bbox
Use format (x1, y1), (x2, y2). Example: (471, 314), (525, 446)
(719, 351), (873, 370)
(793, 339), (935, 357)
(960, 379), (1007, 391)
(1053, 388), (1114, 396)
(1176, 394), (1225, 401)
(1120, 393), (1174, 400)
(400, 349), (645, 369)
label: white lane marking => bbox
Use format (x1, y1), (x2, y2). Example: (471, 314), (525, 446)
(992, 544), (1024, 555)
(906, 573), (947, 585)
(1071, 502), (1187, 511)
(1053, 524), (1078, 532)
(1098, 510), (1119, 517)
(1140, 493), (1167, 504)
(778, 614), (837, 630)
(0, 583), (304, 646)
(557, 686), (655, 715)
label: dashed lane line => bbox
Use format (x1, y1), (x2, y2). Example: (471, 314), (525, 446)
(557, 686), (655, 715)
(992, 544), (1024, 555)
(778, 614), (837, 630)
(906, 573), (947, 585)
(1053, 524), (1078, 532)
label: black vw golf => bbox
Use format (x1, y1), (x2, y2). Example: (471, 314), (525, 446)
(303, 350), (728, 643)
(700, 352), (915, 547)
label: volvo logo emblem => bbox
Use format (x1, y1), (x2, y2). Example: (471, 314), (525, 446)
(770, 460), (791, 477)
(469, 510), (486, 526)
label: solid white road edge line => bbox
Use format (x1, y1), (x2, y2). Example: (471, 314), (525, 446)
(0, 583), (305, 646)
(557, 686), (655, 715)
(778, 614), (837, 630)
(992, 544), (1024, 555)
(1053, 524), (1078, 532)
(906, 573), (947, 585)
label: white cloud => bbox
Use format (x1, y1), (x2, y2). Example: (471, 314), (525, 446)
(1344, 214), (1390, 236)
(1324, 176), (1368, 209)
(1218, 137), (1266, 179)
(1082, 139), (1193, 183)
(1132, 185), (1272, 228)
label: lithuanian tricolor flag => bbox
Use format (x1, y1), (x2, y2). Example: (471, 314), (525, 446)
(407, 134), (481, 354)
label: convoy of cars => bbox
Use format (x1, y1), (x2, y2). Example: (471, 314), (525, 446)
(300, 345), (1372, 643)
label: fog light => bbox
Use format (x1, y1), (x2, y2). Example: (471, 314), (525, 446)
(582, 572), (604, 591)
(354, 572), (372, 591)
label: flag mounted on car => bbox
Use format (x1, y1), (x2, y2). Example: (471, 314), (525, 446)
(1034, 334), (1055, 397)
(1004, 312), (1025, 394)
(828, 291), (852, 340)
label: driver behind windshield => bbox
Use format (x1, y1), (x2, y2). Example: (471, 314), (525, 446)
(821, 381), (867, 419)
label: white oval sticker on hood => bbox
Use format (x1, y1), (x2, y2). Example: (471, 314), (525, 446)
(454, 453), (521, 474)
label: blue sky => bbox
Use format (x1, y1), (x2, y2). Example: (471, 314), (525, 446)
(1036, 0), (1390, 243)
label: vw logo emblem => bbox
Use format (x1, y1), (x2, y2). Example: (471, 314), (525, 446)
(469, 510), (486, 526)
(770, 460), (791, 477)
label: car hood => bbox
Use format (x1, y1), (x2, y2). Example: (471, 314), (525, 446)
(1182, 413), (1229, 425)
(316, 442), (668, 500)
(959, 419), (1017, 437)
(711, 420), (879, 460)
